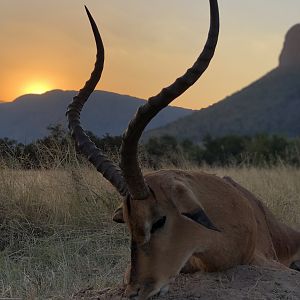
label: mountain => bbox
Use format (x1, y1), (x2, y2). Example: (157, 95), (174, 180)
(0, 90), (192, 142)
(146, 24), (300, 142)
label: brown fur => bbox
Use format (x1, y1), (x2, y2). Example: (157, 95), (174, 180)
(223, 176), (300, 267)
(115, 170), (300, 299)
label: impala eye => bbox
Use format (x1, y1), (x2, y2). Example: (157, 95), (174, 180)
(151, 216), (166, 234)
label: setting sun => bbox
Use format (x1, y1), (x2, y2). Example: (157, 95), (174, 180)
(21, 81), (52, 95)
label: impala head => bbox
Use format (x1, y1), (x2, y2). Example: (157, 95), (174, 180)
(67, 1), (219, 299)
(120, 174), (221, 299)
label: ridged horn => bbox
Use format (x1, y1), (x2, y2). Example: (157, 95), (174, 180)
(120, 0), (220, 200)
(66, 6), (128, 197)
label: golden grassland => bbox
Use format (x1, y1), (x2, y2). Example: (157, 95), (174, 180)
(0, 164), (299, 299)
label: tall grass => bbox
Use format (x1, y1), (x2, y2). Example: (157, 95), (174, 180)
(0, 161), (299, 298)
(0, 165), (129, 299)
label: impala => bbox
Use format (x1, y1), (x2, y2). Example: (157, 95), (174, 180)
(66, 1), (300, 299)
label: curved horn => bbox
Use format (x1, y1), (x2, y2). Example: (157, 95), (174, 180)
(120, 0), (220, 200)
(66, 6), (128, 197)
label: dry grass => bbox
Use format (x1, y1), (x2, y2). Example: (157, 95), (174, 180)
(0, 166), (130, 299)
(0, 164), (299, 299)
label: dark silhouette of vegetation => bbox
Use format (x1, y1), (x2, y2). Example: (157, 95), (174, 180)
(145, 134), (300, 167)
(0, 125), (124, 169)
(0, 125), (299, 169)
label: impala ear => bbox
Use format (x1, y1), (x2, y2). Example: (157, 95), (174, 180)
(113, 206), (125, 223)
(161, 179), (220, 232)
(182, 208), (220, 232)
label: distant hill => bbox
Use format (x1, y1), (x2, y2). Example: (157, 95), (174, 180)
(0, 90), (192, 142)
(146, 24), (300, 142)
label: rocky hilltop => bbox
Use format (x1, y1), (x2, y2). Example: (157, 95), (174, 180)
(279, 24), (300, 68)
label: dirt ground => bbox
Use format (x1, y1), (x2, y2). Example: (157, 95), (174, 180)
(73, 265), (300, 300)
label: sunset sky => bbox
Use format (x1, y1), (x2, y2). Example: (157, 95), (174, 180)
(1, 0), (299, 109)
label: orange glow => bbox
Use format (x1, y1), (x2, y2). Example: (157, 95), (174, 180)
(21, 81), (52, 95)
(1, 1), (299, 108)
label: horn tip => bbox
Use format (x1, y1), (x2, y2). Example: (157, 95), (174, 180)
(84, 5), (91, 17)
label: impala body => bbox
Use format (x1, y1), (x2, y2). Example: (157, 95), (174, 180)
(118, 171), (300, 298)
(66, 1), (300, 299)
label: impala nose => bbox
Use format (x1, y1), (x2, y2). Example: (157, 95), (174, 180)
(124, 285), (140, 299)
(124, 282), (170, 300)
(128, 292), (139, 299)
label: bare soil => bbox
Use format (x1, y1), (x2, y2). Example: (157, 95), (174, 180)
(74, 265), (300, 300)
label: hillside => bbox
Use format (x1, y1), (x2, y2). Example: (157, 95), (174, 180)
(146, 24), (300, 142)
(0, 90), (192, 142)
